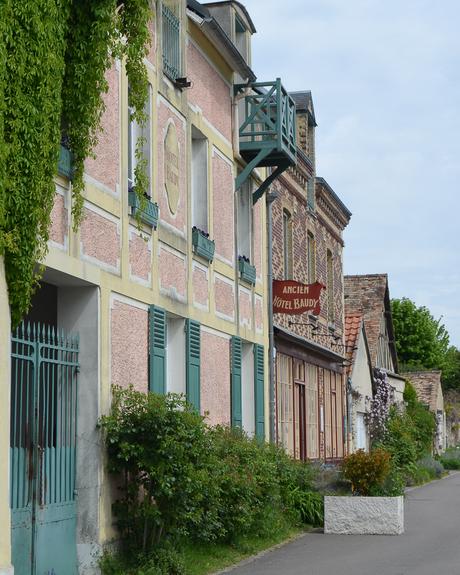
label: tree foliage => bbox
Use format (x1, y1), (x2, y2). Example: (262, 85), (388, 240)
(0, 0), (151, 326)
(391, 298), (449, 370)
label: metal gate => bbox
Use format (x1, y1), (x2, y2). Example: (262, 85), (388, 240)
(10, 323), (79, 575)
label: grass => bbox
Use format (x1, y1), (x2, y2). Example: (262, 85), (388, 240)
(181, 525), (305, 575)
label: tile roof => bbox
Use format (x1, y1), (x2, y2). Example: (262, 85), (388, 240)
(344, 314), (362, 375)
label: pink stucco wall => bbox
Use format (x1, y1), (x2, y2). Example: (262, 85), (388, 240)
(111, 300), (148, 392)
(201, 331), (231, 426)
(49, 192), (67, 247)
(239, 288), (252, 329)
(158, 244), (187, 299)
(157, 101), (187, 234)
(85, 65), (120, 193)
(129, 231), (152, 282)
(193, 265), (208, 309)
(215, 276), (235, 320)
(81, 207), (120, 270)
(212, 153), (234, 263)
(187, 42), (232, 142)
(253, 200), (262, 280)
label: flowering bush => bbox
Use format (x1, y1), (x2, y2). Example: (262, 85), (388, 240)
(366, 369), (394, 444)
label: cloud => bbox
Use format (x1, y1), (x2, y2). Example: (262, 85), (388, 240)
(244, 0), (460, 345)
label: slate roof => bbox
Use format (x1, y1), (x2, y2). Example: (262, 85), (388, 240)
(289, 91), (317, 126)
(344, 274), (399, 372)
(404, 371), (444, 413)
(344, 313), (363, 373)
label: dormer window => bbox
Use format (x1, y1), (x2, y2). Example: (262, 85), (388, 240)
(235, 14), (248, 62)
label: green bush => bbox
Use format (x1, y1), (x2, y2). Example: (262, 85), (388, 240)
(439, 447), (460, 470)
(99, 387), (214, 554)
(99, 386), (320, 564)
(341, 449), (392, 496)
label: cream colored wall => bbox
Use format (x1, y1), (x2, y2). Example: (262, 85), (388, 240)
(0, 257), (13, 573)
(350, 328), (373, 452)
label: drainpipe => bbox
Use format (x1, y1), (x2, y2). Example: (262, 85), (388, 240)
(266, 189), (278, 443)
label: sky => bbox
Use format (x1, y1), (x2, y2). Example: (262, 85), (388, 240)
(244, 0), (460, 347)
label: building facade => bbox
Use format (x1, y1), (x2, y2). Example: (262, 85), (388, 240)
(7, 2), (301, 573)
(272, 93), (352, 462)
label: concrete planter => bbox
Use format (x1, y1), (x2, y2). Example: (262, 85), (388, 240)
(324, 495), (404, 535)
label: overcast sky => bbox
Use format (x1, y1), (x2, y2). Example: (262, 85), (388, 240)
(244, 0), (460, 347)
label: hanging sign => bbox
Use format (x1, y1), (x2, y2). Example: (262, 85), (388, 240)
(273, 280), (325, 315)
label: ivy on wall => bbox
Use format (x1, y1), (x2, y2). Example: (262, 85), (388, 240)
(0, 0), (151, 327)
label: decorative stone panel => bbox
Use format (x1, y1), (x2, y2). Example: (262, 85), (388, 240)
(200, 330), (231, 426)
(214, 274), (235, 322)
(324, 496), (404, 535)
(238, 286), (252, 329)
(192, 262), (209, 311)
(212, 150), (234, 264)
(80, 204), (120, 273)
(157, 97), (187, 235)
(111, 298), (148, 393)
(158, 243), (187, 302)
(254, 294), (264, 334)
(129, 226), (152, 285)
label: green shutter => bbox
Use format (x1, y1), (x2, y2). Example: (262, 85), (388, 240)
(231, 336), (242, 428)
(254, 344), (265, 440)
(186, 319), (201, 411)
(149, 305), (166, 394)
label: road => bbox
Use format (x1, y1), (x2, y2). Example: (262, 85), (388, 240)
(226, 472), (460, 575)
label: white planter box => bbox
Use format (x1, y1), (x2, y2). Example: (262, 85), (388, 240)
(324, 495), (404, 535)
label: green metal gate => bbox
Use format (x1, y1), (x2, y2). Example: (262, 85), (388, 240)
(10, 323), (79, 575)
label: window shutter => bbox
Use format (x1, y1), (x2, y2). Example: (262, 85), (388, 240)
(149, 305), (166, 394)
(254, 344), (265, 440)
(186, 319), (201, 411)
(231, 336), (242, 428)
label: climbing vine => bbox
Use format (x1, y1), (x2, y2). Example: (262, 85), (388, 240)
(0, 0), (152, 327)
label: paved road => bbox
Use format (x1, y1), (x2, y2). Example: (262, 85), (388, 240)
(227, 472), (460, 575)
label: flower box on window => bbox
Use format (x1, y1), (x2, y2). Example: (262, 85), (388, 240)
(57, 144), (74, 180)
(192, 227), (215, 262)
(238, 256), (256, 285)
(128, 190), (159, 228)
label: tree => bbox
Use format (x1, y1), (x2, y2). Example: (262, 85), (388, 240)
(442, 347), (460, 391)
(391, 298), (449, 370)
(0, 0), (151, 327)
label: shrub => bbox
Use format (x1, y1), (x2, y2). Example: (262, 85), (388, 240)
(341, 449), (392, 496)
(99, 387), (214, 554)
(439, 447), (460, 470)
(377, 409), (418, 470)
(416, 456), (444, 479)
(100, 387), (320, 557)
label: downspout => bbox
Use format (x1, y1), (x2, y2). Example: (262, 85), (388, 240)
(266, 188), (278, 443)
(346, 376), (353, 454)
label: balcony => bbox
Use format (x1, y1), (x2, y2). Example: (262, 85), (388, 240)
(235, 79), (297, 199)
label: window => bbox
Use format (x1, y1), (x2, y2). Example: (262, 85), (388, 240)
(241, 343), (255, 436)
(307, 177), (315, 210)
(237, 179), (252, 260)
(327, 249), (334, 324)
(283, 210), (293, 279)
(191, 127), (208, 232)
(235, 15), (248, 62)
(166, 316), (186, 395)
(128, 84), (152, 195)
(162, 3), (181, 81)
(307, 231), (316, 284)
